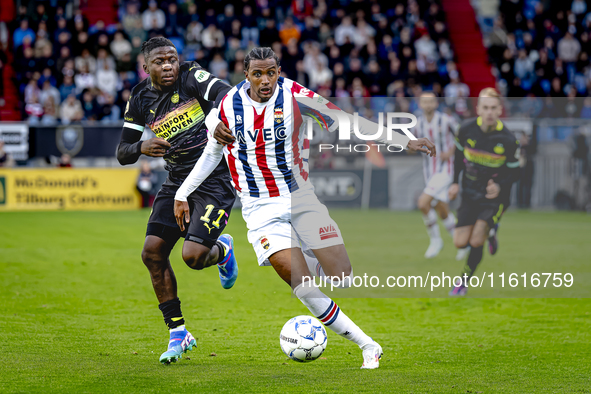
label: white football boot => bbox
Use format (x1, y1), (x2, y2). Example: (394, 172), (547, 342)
(360, 341), (383, 369)
(424, 238), (443, 258)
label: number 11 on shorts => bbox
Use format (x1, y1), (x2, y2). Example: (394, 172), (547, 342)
(200, 204), (226, 230)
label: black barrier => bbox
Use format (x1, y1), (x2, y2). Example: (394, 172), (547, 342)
(29, 124), (124, 158)
(309, 169), (389, 208)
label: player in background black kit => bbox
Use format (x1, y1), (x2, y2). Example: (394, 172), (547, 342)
(116, 37), (239, 364)
(448, 88), (520, 296)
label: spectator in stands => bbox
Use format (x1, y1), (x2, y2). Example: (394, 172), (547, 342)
(444, 71), (469, 106)
(209, 53), (228, 79)
(38, 68), (57, 90)
(34, 22), (51, 59)
(60, 59), (76, 86)
(95, 32), (111, 57)
(126, 18), (147, 43)
(13, 19), (35, 49)
(56, 46), (73, 78)
(96, 48), (116, 74)
(164, 3), (185, 38)
(60, 93), (84, 124)
(116, 88), (131, 117)
(415, 33), (438, 62)
(98, 93), (120, 122)
(58, 154), (72, 168)
(353, 19), (376, 48)
(75, 65), (96, 94)
(279, 17), (301, 45)
(185, 21), (203, 53)
(303, 43), (327, 74)
(41, 96), (58, 125)
(25, 94), (43, 123)
(293, 60), (310, 87)
(309, 61), (332, 91)
(97, 61), (118, 97)
(73, 31), (91, 57)
(334, 16), (356, 46)
(24, 78), (40, 105)
(39, 80), (61, 109)
(75, 48), (96, 74)
(122, 3), (142, 37)
(54, 17), (69, 42)
(365, 60), (384, 96)
(241, 5), (259, 46)
(110, 32), (132, 61)
(81, 89), (99, 121)
(137, 160), (158, 208)
(572, 0), (587, 16)
(142, 0), (166, 35)
(300, 16), (319, 44)
(218, 4), (236, 37)
(558, 28), (581, 81)
(514, 49), (535, 83)
(202, 24), (225, 50)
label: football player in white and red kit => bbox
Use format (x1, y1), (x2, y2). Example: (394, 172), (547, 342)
(174, 48), (436, 368)
(413, 92), (469, 260)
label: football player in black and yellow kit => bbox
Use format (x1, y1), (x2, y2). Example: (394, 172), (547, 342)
(117, 37), (238, 363)
(448, 88), (520, 295)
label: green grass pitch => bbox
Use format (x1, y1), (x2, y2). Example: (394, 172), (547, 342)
(0, 209), (590, 393)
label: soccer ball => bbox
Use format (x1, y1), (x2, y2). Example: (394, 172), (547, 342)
(280, 315), (327, 362)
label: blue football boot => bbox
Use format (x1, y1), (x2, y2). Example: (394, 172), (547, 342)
(159, 327), (196, 364)
(217, 234), (238, 289)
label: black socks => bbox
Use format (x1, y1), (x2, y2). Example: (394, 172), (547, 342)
(159, 297), (185, 329)
(462, 244), (484, 284)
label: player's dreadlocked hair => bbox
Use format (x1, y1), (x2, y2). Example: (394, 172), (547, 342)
(141, 37), (176, 61)
(244, 47), (280, 71)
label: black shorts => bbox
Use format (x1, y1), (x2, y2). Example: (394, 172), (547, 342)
(146, 175), (236, 248)
(456, 197), (508, 229)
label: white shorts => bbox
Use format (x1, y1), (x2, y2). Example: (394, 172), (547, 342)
(240, 186), (344, 266)
(423, 172), (453, 203)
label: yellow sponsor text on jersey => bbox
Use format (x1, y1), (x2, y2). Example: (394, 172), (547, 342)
(463, 147), (506, 168)
(150, 99), (204, 140)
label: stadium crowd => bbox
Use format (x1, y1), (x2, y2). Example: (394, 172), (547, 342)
(2, 0), (463, 124)
(486, 0), (591, 111)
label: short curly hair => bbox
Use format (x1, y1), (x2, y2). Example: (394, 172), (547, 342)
(141, 37), (176, 61)
(244, 47), (280, 71)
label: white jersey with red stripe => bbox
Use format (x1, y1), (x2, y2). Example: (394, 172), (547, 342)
(413, 111), (457, 183)
(213, 77), (329, 198)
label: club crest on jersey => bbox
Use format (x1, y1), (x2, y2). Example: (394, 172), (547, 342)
(274, 108), (283, 124)
(260, 236), (270, 250)
(319, 225), (338, 241)
(171, 92), (179, 104)
(494, 143), (505, 154)
(236, 115), (243, 124)
(467, 138), (476, 148)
